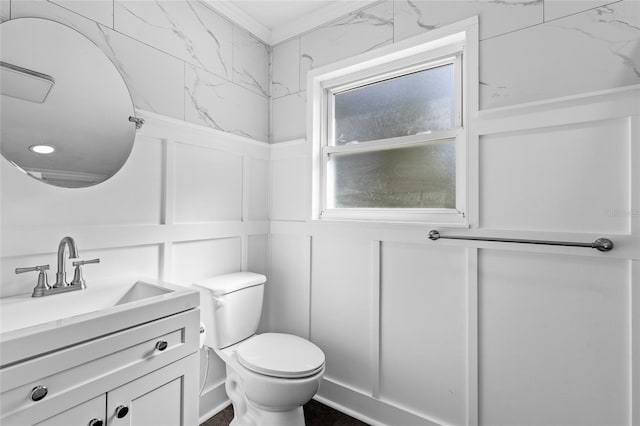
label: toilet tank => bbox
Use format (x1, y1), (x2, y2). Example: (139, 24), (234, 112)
(194, 272), (266, 349)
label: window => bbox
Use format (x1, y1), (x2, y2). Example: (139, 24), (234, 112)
(309, 19), (476, 224)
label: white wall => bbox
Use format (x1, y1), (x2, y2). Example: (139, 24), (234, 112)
(268, 1), (640, 425)
(0, 1), (270, 421)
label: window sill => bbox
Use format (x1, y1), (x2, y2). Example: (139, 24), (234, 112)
(319, 208), (468, 226)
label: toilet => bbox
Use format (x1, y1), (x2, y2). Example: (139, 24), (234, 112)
(194, 272), (325, 426)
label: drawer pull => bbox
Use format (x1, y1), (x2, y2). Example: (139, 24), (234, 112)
(115, 405), (129, 418)
(155, 340), (168, 351)
(30, 385), (48, 401)
(88, 419), (104, 426)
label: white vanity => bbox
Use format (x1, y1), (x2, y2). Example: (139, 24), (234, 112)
(0, 280), (200, 426)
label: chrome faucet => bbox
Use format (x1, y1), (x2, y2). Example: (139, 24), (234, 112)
(53, 236), (79, 287)
(15, 236), (100, 297)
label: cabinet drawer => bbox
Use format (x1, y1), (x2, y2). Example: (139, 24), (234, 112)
(0, 308), (199, 423)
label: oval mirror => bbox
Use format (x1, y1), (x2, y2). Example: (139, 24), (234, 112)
(0, 18), (139, 188)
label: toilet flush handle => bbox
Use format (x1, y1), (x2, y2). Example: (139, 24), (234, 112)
(213, 295), (226, 309)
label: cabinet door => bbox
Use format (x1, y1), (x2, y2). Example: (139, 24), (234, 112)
(106, 354), (198, 426)
(34, 394), (106, 426)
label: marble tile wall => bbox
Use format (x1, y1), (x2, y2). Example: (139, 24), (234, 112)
(3, 0), (270, 142)
(2, 0), (638, 144)
(271, 0), (639, 142)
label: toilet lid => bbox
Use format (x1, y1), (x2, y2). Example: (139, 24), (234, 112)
(237, 333), (325, 378)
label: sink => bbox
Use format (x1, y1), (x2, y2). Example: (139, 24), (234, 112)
(0, 280), (199, 367)
(115, 281), (173, 306)
(0, 282), (175, 334)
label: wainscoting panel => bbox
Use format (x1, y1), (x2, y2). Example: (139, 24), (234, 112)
(173, 142), (243, 224)
(271, 141), (310, 221)
(311, 234), (373, 393)
(480, 118), (630, 233)
(0, 134), (164, 227)
(265, 234), (311, 338)
(247, 234), (269, 276)
(478, 249), (630, 426)
(247, 159), (270, 221)
(379, 242), (467, 426)
(171, 238), (242, 286)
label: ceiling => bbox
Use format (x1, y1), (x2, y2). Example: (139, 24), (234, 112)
(202, 0), (378, 45)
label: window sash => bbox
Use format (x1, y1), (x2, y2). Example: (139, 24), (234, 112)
(321, 134), (463, 216)
(326, 54), (463, 148)
(322, 128), (461, 156)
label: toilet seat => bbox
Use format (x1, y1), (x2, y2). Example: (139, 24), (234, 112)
(237, 333), (325, 379)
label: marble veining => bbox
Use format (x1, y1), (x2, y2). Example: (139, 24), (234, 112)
(394, 0), (543, 41)
(114, 0), (232, 79)
(9, 0), (185, 119)
(185, 65), (269, 142)
(299, 1), (393, 89)
(543, 0), (619, 22)
(185, 70), (228, 133)
(271, 37), (300, 98)
(548, 3), (640, 77)
(186, 0), (229, 77)
(233, 27), (270, 97)
(49, 0), (113, 27)
(479, 0), (639, 109)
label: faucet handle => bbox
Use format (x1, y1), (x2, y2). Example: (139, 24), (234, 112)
(15, 264), (50, 297)
(71, 258), (100, 287)
(72, 258), (100, 267)
(15, 264), (50, 274)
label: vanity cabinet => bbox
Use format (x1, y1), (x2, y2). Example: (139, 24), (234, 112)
(0, 308), (200, 426)
(107, 354), (197, 426)
(34, 395), (106, 426)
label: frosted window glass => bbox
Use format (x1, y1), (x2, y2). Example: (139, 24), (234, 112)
(328, 141), (455, 209)
(334, 64), (455, 145)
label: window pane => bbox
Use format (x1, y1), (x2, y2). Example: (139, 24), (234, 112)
(327, 141), (455, 209)
(333, 64), (455, 146)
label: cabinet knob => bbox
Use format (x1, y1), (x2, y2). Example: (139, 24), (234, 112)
(155, 340), (168, 351)
(30, 385), (48, 401)
(88, 419), (104, 426)
(115, 405), (129, 419)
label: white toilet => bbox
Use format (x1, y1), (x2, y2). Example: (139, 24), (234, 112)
(194, 272), (325, 426)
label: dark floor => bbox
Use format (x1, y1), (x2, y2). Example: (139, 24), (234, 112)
(201, 399), (369, 426)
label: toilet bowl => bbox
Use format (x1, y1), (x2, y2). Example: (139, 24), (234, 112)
(194, 273), (325, 426)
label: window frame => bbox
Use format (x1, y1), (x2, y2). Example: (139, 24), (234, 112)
(307, 18), (478, 225)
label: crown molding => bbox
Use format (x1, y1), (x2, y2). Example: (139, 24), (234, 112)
(270, 1), (379, 45)
(201, 0), (273, 44)
(200, 0), (379, 46)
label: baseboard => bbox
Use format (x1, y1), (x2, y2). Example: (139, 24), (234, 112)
(198, 379), (230, 424)
(315, 378), (440, 426)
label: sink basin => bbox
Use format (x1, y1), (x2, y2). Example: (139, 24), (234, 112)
(114, 281), (173, 306)
(0, 282), (174, 335)
(0, 280), (198, 367)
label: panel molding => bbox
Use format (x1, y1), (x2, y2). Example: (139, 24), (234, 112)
(466, 248), (479, 426)
(370, 240), (381, 399)
(633, 260), (639, 426)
